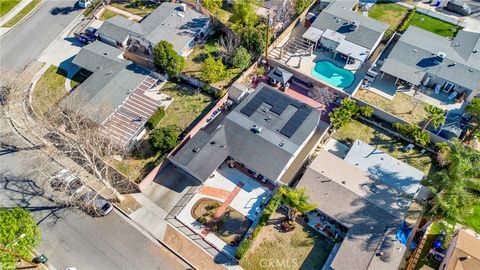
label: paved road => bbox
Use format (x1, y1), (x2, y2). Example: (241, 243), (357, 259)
(0, 115), (189, 270)
(0, 0), (82, 72)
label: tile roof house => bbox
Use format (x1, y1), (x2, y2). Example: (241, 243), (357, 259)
(63, 41), (166, 149)
(302, 0), (389, 64)
(439, 229), (480, 270)
(380, 27), (480, 102)
(169, 83), (326, 184)
(296, 140), (425, 270)
(97, 2), (210, 57)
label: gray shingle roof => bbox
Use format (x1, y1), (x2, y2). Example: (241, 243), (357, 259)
(296, 150), (411, 270)
(380, 27), (480, 90)
(71, 41), (126, 72)
(97, 2), (209, 53)
(311, 2), (389, 49)
(170, 83), (321, 182)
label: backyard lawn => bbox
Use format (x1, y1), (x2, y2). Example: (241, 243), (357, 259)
(415, 222), (454, 270)
(458, 204), (480, 234)
(32, 65), (68, 117)
(355, 89), (429, 125)
(333, 119), (436, 176)
(0, 0), (21, 17)
(368, 3), (409, 38)
(241, 210), (334, 270)
(2, 0), (41, 27)
(406, 12), (461, 37)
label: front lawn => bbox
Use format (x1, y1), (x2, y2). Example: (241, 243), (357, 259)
(406, 12), (461, 37)
(333, 119), (436, 176)
(32, 65), (68, 117)
(100, 8), (127, 21)
(241, 209), (334, 270)
(355, 89), (429, 125)
(0, 0), (21, 17)
(110, 2), (157, 17)
(368, 3), (409, 38)
(2, 0), (41, 27)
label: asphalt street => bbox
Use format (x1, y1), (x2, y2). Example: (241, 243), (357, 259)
(0, 115), (188, 270)
(0, 0), (82, 72)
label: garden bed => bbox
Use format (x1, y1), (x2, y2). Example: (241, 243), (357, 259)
(192, 198), (252, 246)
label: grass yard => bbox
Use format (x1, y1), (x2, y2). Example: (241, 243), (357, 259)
(241, 210), (334, 270)
(0, 0), (21, 17)
(458, 204), (480, 233)
(406, 12), (461, 37)
(368, 3), (409, 38)
(333, 119), (436, 176)
(355, 89), (429, 125)
(2, 0), (41, 27)
(415, 222), (454, 270)
(100, 8), (127, 21)
(32, 65), (68, 117)
(110, 2), (157, 17)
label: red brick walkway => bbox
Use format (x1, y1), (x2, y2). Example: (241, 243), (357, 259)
(201, 181), (245, 236)
(198, 186), (231, 200)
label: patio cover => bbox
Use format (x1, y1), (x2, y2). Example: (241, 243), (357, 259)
(267, 66), (293, 84)
(380, 58), (425, 85)
(302, 27), (324, 43)
(335, 39), (369, 62)
(321, 29), (345, 43)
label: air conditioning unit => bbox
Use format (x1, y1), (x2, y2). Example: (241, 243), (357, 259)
(437, 52), (447, 58)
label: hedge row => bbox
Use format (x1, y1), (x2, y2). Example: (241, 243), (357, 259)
(235, 187), (284, 259)
(146, 107), (166, 129)
(398, 7), (416, 33)
(392, 122), (430, 146)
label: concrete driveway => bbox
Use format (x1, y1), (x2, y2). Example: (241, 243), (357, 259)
(143, 164), (201, 214)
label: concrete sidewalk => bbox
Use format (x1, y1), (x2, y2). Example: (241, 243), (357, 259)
(0, 0), (33, 25)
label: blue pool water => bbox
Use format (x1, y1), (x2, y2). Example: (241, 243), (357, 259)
(311, 60), (355, 89)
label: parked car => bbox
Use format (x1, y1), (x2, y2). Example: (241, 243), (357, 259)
(77, 0), (93, 8)
(81, 191), (114, 216)
(51, 169), (85, 196)
(445, 0), (472, 16)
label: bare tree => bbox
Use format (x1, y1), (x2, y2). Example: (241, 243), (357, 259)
(219, 32), (240, 65)
(308, 85), (338, 105)
(0, 68), (31, 109)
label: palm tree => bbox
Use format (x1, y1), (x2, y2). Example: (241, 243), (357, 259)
(423, 105), (445, 130)
(465, 98), (480, 141)
(279, 187), (317, 221)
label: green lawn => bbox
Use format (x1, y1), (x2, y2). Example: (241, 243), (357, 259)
(32, 65), (68, 117)
(0, 0), (21, 17)
(100, 8), (127, 21)
(2, 0), (41, 27)
(215, 8), (232, 25)
(241, 210), (334, 270)
(110, 2), (156, 17)
(458, 204), (480, 233)
(415, 222), (454, 270)
(355, 89), (429, 126)
(333, 119), (436, 176)
(406, 12), (461, 37)
(368, 3), (409, 38)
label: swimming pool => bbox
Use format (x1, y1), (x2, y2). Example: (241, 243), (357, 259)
(311, 60), (355, 89)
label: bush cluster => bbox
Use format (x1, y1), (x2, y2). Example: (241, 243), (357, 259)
(392, 122), (430, 146)
(146, 107), (166, 130)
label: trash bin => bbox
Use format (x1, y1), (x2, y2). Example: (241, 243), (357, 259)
(33, 255), (48, 264)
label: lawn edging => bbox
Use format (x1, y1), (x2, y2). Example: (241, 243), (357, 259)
(235, 186), (283, 259)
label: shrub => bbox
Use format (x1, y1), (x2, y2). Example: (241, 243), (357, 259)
(201, 54), (227, 83)
(232, 46), (252, 69)
(202, 0), (222, 12)
(213, 89), (227, 99)
(393, 122), (430, 146)
(149, 127), (178, 154)
(197, 216), (207, 225)
(295, 0), (312, 16)
(146, 107), (166, 129)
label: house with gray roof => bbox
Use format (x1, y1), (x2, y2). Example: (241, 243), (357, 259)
(302, 0), (388, 65)
(63, 41), (166, 149)
(297, 141), (425, 270)
(169, 83), (326, 185)
(379, 27), (480, 103)
(97, 2), (210, 58)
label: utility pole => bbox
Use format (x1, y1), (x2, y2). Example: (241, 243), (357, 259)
(265, 13), (272, 60)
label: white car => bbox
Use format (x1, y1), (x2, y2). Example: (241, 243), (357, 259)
(78, 0), (93, 8)
(81, 191), (114, 216)
(51, 169), (86, 196)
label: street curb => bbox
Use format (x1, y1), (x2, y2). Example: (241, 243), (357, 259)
(1, 0), (46, 37)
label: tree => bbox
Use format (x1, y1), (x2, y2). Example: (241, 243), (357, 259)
(232, 46), (252, 69)
(308, 86), (337, 105)
(359, 106), (374, 118)
(295, 0), (312, 15)
(238, 25), (266, 59)
(328, 98), (359, 130)
(230, 0), (258, 27)
(201, 54), (227, 83)
(219, 32), (240, 65)
(149, 127), (178, 154)
(392, 122), (431, 146)
(423, 105), (445, 130)
(0, 208), (40, 270)
(153, 41), (185, 77)
(465, 97), (480, 139)
(202, 0), (222, 12)
(279, 187), (316, 221)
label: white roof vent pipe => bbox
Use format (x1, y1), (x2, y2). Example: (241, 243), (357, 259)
(437, 52), (447, 59)
(179, 3), (187, 12)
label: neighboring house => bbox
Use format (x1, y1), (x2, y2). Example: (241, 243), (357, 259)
(439, 229), (480, 270)
(296, 140), (425, 270)
(380, 27), (480, 103)
(63, 41), (166, 149)
(97, 2), (210, 58)
(170, 83), (329, 185)
(302, 0), (389, 66)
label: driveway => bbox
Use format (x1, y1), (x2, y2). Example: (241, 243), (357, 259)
(143, 164), (201, 214)
(0, 0), (82, 72)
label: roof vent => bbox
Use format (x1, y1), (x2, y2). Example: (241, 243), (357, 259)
(210, 141), (216, 145)
(437, 52), (447, 58)
(279, 140), (285, 147)
(103, 52), (108, 56)
(192, 147), (200, 152)
(177, 12), (185, 18)
(412, 49), (417, 53)
(342, 180), (346, 185)
(251, 125), (262, 134)
(473, 49), (478, 53)
(179, 3), (187, 12)
(453, 43), (460, 47)
(350, 21), (359, 31)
